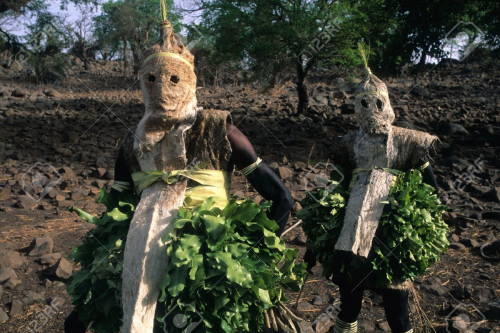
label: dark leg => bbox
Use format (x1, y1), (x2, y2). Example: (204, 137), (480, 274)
(337, 283), (364, 324)
(64, 310), (87, 333)
(379, 288), (412, 333)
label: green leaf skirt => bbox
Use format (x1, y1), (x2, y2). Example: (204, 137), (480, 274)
(66, 190), (306, 333)
(299, 169), (449, 287)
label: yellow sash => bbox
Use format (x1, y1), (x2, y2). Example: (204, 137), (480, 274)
(132, 169), (231, 209)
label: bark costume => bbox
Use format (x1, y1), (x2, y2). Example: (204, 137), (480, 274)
(300, 47), (448, 333)
(64, 7), (303, 333)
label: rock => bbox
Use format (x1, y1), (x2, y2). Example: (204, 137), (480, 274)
(0, 267), (18, 283)
(0, 184), (11, 200)
(0, 285), (2, 296)
(10, 299), (23, 317)
(11, 88), (29, 98)
(58, 167), (76, 181)
(377, 321), (391, 331)
(50, 257), (73, 279)
(22, 291), (44, 305)
(43, 90), (61, 98)
(0, 250), (24, 269)
(277, 166), (293, 180)
(44, 279), (53, 288)
(71, 189), (88, 201)
(297, 321), (314, 333)
(471, 286), (495, 302)
(482, 211), (500, 220)
(4, 277), (21, 289)
(53, 281), (65, 288)
(313, 315), (334, 333)
(489, 187), (500, 202)
(40, 253), (62, 266)
(297, 301), (315, 311)
(427, 284), (447, 296)
(17, 196), (37, 209)
(292, 202), (302, 213)
(29, 235), (54, 256)
(459, 238), (479, 248)
(440, 123), (469, 136)
(450, 234), (460, 242)
(269, 162), (279, 169)
(358, 318), (376, 331)
(449, 242), (466, 251)
(447, 315), (471, 333)
(0, 308), (8, 322)
(485, 304), (500, 320)
(313, 294), (330, 306)
(291, 231), (307, 246)
(50, 296), (65, 308)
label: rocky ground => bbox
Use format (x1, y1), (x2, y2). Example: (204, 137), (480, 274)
(0, 57), (499, 333)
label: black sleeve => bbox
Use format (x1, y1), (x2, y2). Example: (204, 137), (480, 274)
(110, 146), (134, 198)
(418, 155), (438, 193)
(226, 124), (294, 236)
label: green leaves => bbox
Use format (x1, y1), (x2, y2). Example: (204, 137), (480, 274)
(300, 169), (449, 287)
(67, 191), (305, 333)
(159, 198), (306, 333)
(65, 190), (139, 333)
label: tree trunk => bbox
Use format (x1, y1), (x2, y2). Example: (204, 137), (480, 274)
(296, 61), (309, 115)
(122, 38), (128, 77)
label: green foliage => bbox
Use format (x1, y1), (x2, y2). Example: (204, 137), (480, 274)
(66, 189), (139, 333)
(66, 193), (305, 333)
(371, 170), (449, 285)
(158, 197), (306, 333)
(297, 182), (348, 278)
(299, 169), (449, 287)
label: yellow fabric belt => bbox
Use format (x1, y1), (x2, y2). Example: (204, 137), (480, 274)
(131, 168), (231, 209)
(143, 52), (194, 71)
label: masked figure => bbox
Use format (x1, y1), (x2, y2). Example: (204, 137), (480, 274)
(64, 12), (302, 333)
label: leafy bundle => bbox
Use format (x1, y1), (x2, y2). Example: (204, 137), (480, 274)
(297, 182), (348, 278)
(299, 169), (449, 287)
(66, 191), (305, 333)
(371, 170), (449, 285)
(66, 189), (139, 333)
(157, 197), (306, 333)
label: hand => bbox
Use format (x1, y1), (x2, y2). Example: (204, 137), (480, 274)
(303, 248), (317, 274)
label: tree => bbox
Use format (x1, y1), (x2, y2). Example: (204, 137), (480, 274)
(194, 0), (360, 114)
(93, 0), (180, 79)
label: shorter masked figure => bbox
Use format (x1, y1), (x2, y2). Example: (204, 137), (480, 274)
(301, 62), (449, 333)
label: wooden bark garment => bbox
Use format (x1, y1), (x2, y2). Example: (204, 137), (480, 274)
(329, 58), (437, 289)
(119, 109), (232, 332)
(121, 15), (199, 332)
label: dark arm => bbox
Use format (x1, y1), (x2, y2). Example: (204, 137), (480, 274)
(419, 155), (438, 192)
(110, 146), (134, 198)
(226, 123), (294, 236)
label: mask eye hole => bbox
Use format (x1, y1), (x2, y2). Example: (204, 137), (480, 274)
(148, 75), (156, 82)
(170, 75), (180, 84)
(361, 99), (368, 108)
(376, 99), (383, 110)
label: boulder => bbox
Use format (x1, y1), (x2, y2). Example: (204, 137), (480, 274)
(0, 250), (24, 269)
(10, 299), (23, 317)
(277, 166), (293, 180)
(0, 267), (18, 283)
(29, 235), (54, 256)
(50, 257), (73, 279)
(11, 88), (29, 98)
(40, 253), (62, 266)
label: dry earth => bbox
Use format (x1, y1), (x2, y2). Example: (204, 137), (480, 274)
(0, 57), (499, 332)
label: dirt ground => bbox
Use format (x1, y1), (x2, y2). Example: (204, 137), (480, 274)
(0, 59), (499, 332)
